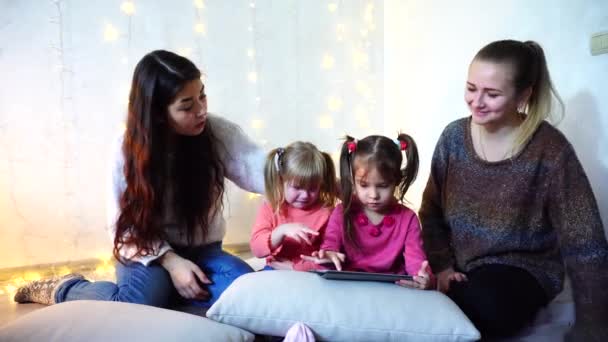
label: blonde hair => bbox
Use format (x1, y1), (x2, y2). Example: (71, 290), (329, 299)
(264, 141), (338, 212)
(474, 40), (564, 152)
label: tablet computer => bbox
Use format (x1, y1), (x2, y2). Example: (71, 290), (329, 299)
(310, 269), (413, 282)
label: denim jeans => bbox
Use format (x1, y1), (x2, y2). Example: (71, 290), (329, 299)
(55, 242), (253, 308)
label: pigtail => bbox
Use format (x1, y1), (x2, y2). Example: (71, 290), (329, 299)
(396, 133), (419, 202)
(264, 148), (284, 212)
(320, 151), (338, 207)
(340, 135), (359, 248)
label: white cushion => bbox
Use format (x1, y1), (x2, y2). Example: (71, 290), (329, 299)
(0, 300), (254, 342)
(207, 270), (480, 341)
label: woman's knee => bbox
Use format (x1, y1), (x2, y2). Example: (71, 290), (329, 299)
(115, 262), (174, 307)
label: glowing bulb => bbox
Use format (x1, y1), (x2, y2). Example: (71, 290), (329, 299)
(321, 54), (335, 69)
(248, 26), (253, 32)
(194, 22), (206, 35)
(120, 1), (136, 15)
(327, 96), (343, 112)
(251, 119), (264, 129)
(250, 2), (255, 8)
(248, 193), (261, 200)
(255, 96), (261, 102)
(328, 3), (338, 12)
(247, 71), (258, 83)
(319, 115), (334, 129)
(177, 48), (192, 57)
(352, 50), (369, 69)
(194, 0), (205, 9)
(247, 48), (255, 58)
(355, 80), (372, 99)
(23, 272), (42, 281)
(360, 29), (369, 37)
(103, 24), (119, 42)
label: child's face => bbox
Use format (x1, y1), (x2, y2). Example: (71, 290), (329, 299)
(353, 165), (396, 214)
(283, 181), (321, 210)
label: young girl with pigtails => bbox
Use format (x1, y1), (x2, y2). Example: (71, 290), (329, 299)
(250, 141), (339, 271)
(302, 134), (434, 290)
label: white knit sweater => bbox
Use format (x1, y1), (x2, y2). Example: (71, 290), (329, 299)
(106, 114), (266, 265)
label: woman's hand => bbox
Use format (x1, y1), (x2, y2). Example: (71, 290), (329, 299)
(271, 223), (319, 248)
(436, 267), (467, 293)
(396, 260), (434, 290)
(159, 251), (211, 300)
(300, 249), (345, 271)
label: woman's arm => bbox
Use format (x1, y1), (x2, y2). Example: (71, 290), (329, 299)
(547, 146), (608, 341)
(209, 114), (266, 194)
(419, 131), (455, 273)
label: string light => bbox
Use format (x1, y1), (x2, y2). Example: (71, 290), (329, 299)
(327, 3), (338, 12)
(319, 115), (334, 129)
(248, 193), (262, 200)
(177, 47), (193, 57)
(194, 22), (206, 35)
(247, 71), (258, 83)
(327, 96), (343, 112)
(251, 119), (264, 129)
(321, 53), (335, 69)
(120, 1), (136, 16)
(193, 0), (205, 9)
(103, 23), (119, 42)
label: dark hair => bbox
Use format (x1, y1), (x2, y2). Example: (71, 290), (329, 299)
(114, 50), (225, 262)
(339, 134), (419, 247)
(264, 141), (338, 212)
(474, 39), (564, 150)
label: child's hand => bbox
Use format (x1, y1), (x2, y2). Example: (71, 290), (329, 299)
(396, 260), (433, 290)
(274, 223), (319, 246)
(300, 249), (345, 271)
(436, 267), (468, 293)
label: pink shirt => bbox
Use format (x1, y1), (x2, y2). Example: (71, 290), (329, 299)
(250, 201), (333, 271)
(321, 203), (428, 276)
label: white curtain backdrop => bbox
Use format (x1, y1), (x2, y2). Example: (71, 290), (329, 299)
(0, 0), (383, 268)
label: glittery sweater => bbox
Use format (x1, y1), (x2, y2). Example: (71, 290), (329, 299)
(420, 117), (608, 337)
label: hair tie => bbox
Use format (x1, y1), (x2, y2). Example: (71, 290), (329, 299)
(393, 139), (407, 151)
(274, 148), (285, 171)
(346, 140), (357, 154)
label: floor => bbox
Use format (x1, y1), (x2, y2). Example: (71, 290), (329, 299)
(0, 245), (254, 327)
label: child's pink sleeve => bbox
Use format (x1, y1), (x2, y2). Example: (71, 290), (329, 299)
(403, 213), (430, 276)
(250, 202), (282, 258)
(320, 206), (344, 252)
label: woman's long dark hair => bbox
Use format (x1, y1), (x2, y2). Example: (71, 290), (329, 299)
(339, 134), (419, 248)
(114, 50), (225, 262)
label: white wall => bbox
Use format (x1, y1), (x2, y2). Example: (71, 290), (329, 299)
(0, 0), (383, 268)
(1, 0), (605, 269)
(385, 0), (608, 239)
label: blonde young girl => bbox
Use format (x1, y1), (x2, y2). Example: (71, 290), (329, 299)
(250, 142), (338, 271)
(303, 134), (433, 289)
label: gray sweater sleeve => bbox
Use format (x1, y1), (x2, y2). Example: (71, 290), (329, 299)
(208, 114), (266, 194)
(547, 145), (608, 341)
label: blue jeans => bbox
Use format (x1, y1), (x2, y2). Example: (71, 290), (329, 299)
(55, 242), (253, 308)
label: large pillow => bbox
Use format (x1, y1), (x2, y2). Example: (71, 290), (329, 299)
(0, 300), (254, 342)
(207, 270), (480, 341)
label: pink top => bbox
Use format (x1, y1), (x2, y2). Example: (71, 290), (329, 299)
(321, 203), (428, 276)
(250, 201), (333, 271)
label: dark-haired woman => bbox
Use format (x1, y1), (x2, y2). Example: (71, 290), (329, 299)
(15, 50), (265, 309)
